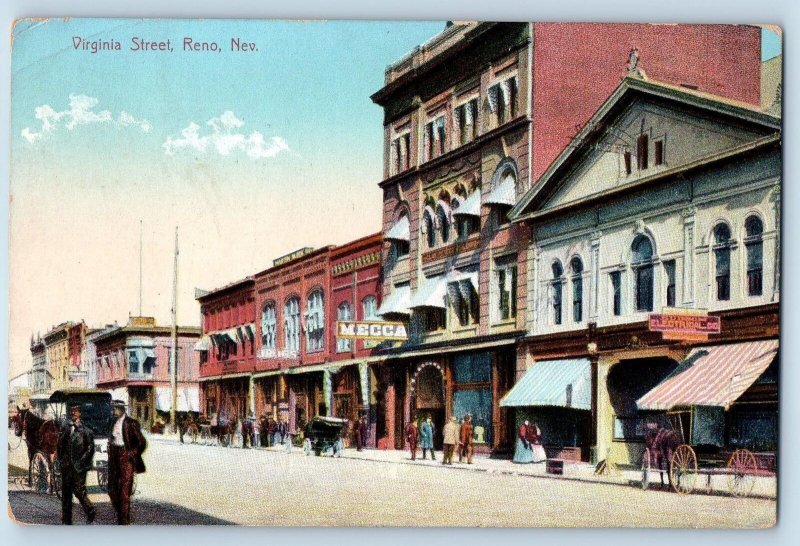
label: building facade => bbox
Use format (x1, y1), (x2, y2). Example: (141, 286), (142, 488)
(30, 335), (49, 394)
(369, 22), (763, 452)
(506, 75), (780, 465)
(43, 321), (86, 391)
(94, 316), (201, 429)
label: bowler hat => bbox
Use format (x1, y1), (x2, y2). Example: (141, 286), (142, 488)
(112, 399), (128, 408)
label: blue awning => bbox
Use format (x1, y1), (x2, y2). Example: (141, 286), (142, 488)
(500, 358), (591, 410)
(377, 284), (412, 316)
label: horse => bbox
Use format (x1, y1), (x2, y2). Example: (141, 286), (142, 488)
(12, 406), (60, 487)
(644, 423), (683, 489)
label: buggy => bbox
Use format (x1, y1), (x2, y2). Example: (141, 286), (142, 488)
(302, 416), (348, 457)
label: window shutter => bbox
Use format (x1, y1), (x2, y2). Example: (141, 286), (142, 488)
(487, 85), (499, 113)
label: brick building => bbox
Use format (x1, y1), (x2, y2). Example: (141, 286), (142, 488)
(369, 22), (762, 452)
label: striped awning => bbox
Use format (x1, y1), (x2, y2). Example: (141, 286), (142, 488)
(453, 190), (481, 217)
(636, 340), (779, 411)
(377, 284), (412, 316)
(385, 215), (410, 242)
(500, 359), (591, 410)
(194, 336), (210, 352)
(484, 175), (516, 206)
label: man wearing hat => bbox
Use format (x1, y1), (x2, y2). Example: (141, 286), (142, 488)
(458, 413), (474, 464)
(442, 416), (459, 465)
(57, 403), (96, 525)
(107, 399), (147, 525)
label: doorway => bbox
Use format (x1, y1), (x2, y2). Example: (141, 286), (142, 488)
(414, 363), (445, 449)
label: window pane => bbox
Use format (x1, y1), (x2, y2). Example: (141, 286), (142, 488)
(611, 271), (622, 316)
(636, 265), (654, 312)
(664, 260), (676, 308)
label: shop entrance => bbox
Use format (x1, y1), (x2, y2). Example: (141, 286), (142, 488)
(129, 387), (151, 429)
(414, 363), (445, 450)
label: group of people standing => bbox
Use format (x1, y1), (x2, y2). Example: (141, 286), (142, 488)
(513, 420), (546, 464)
(58, 400), (147, 525)
(404, 414), (476, 465)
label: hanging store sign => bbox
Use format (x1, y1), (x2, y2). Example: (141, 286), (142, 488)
(336, 320), (408, 341)
(649, 308), (721, 341)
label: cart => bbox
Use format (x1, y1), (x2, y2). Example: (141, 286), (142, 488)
(640, 407), (775, 497)
(302, 416), (348, 457)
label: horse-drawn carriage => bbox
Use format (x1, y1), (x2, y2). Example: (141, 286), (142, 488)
(12, 389), (115, 497)
(302, 416), (348, 457)
(640, 407), (774, 497)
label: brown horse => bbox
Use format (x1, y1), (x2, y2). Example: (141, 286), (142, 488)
(12, 407), (60, 487)
(644, 424), (683, 489)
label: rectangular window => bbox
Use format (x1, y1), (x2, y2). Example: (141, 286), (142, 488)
(449, 279), (479, 327)
(436, 116), (446, 155)
(654, 140), (664, 166)
(455, 99), (478, 146)
(747, 241), (763, 296)
(610, 271), (622, 316)
(456, 216), (479, 240)
(623, 151), (632, 175)
(664, 260), (676, 307)
(636, 134), (649, 171)
(423, 308), (446, 332)
(715, 248), (731, 301)
(636, 265), (654, 312)
(494, 255), (518, 322)
(392, 240), (410, 258)
(572, 275), (583, 323)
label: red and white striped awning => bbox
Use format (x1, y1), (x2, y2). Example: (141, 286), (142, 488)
(636, 340), (778, 411)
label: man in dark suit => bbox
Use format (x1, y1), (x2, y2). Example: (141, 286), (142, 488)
(57, 404), (96, 525)
(107, 400), (147, 525)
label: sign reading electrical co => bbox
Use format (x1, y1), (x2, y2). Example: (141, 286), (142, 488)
(649, 309), (721, 341)
(336, 320), (408, 341)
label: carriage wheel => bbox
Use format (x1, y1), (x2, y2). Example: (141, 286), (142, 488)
(97, 467), (109, 492)
(727, 449), (757, 498)
(303, 438), (312, 456)
(641, 448), (651, 490)
(30, 452), (51, 494)
(670, 445), (698, 495)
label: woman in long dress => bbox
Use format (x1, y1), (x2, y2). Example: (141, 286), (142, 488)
(513, 421), (534, 463)
(529, 423), (547, 463)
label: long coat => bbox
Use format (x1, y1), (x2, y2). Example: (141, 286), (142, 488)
(57, 421), (95, 473)
(443, 421), (459, 445)
(116, 416), (148, 473)
(419, 421), (434, 449)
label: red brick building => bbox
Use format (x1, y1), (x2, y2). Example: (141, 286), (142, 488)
(369, 22), (762, 453)
(196, 277), (257, 420)
(94, 316), (201, 430)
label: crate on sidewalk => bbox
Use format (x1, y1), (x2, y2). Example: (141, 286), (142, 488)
(546, 459), (565, 475)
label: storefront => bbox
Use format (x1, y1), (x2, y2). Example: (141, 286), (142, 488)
(201, 374), (250, 420)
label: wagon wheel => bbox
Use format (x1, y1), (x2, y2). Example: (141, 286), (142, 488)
(670, 445), (698, 495)
(97, 466), (109, 492)
(727, 449), (757, 498)
(641, 448), (651, 490)
(30, 452), (51, 494)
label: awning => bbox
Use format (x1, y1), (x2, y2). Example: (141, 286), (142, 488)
(409, 276), (447, 309)
(155, 385), (200, 412)
(636, 340), (779, 411)
(453, 190), (481, 217)
(484, 175), (516, 206)
(385, 215), (410, 242)
(194, 336), (210, 352)
(377, 284), (412, 316)
(500, 358), (591, 410)
(227, 328), (240, 343)
(448, 270), (479, 291)
(142, 348), (156, 360)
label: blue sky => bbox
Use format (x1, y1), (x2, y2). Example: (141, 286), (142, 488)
(8, 20), (781, 375)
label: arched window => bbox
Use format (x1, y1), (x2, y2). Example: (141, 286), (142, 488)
(284, 297), (300, 354)
(570, 257), (584, 323)
(337, 302), (352, 352)
(437, 202), (450, 244)
(632, 235), (654, 312)
(551, 261), (564, 325)
(362, 296), (378, 320)
(713, 223), (732, 301)
(261, 302), (276, 352)
(423, 208), (436, 249)
(306, 289), (325, 352)
(745, 215), (763, 296)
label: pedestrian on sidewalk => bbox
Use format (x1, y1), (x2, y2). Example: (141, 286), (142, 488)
(251, 413), (260, 448)
(57, 404), (96, 525)
(107, 399), (147, 525)
(284, 424), (294, 453)
(405, 420), (418, 460)
(356, 415), (368, 451)
(513, 420), (534, 464)
(419, 415), (435, 460)
(442, 416), (459, 465)
(275, 417), (287, 448)
(458, 414), (474, 464)
(529, 422), (546, 463)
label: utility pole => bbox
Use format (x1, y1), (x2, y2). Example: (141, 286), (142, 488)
(170, 226), (179, 433)
(139, 220), (143, 316)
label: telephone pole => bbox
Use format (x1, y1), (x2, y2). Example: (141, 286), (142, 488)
(170, 226), (179, 433)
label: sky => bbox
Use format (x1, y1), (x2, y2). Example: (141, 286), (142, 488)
(8, 20), (781, 378)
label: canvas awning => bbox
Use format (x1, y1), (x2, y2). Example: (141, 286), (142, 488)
(484, 175), (516, 206)
(636, 340), (779, 411)
(409, 275), (447, 309)
(500, 358), (591, 410)
(385, 215), (410, 242)
(452, 190), (481, 217)
(155, 385), (200, 412)
(194, 336), (210, 352)
(377, 284), (412, 316)
(448, 270), (479, 291)
(142, 348), (156, 360)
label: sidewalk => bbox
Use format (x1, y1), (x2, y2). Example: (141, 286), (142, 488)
(150, 433), (776, 499)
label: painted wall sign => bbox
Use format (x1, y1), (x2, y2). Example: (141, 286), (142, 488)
(649, 309), (721, 339)
(336, 320), (408, 341)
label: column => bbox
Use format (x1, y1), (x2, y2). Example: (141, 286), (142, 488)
(590, 231), (602, 320)
(682, 207), (696, 306)
(527, 241), (540, 332)
(595, 356), (614, 465)
(248, 375), (256, 416)
(771, 185), (781, 301)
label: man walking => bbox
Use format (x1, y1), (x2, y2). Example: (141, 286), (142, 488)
(107, 400), (147, 525)
(458, 414), (474, 464)
(404, 420), (418, 461)
(442, 416), (459, 465)
(419, 415), (435, 461)
(57, 404), (96, 525)
(356, 415), (368, 451)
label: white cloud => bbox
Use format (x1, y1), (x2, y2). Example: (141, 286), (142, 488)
(20, 94), (151, 144)
(162, 111), (289, 159)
